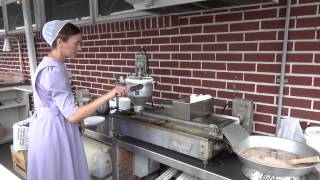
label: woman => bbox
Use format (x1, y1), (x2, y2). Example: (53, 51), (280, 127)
(27, 20), (128, 180)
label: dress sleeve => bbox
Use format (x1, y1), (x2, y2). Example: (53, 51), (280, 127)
(39, 66), (77, 118)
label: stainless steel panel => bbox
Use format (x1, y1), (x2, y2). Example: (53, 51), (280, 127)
(112, 116), (213, 161)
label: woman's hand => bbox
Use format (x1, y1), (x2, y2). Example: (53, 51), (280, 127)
(111, 86), (129, 97)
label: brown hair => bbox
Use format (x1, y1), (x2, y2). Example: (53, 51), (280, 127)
(52, 23), (81, 48)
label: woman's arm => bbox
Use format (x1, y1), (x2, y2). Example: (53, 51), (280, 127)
(67, 86), (128, 123)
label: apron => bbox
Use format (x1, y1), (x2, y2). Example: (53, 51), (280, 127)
(27, 58), (90, 180)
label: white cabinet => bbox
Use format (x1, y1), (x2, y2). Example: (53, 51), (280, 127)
(0, 86), (31, 144)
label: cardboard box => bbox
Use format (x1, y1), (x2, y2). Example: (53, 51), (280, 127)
(10, 145), (27, 179)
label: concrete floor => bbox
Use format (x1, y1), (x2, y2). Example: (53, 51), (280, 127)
(0, 143), (24, 179)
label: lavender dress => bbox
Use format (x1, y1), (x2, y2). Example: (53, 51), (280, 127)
(27, 57), (89, 180)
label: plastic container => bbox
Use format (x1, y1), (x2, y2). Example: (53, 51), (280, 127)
(12, 117), (31, 151)
(90, 148), (112, 179)
(305, 126), (320, 153)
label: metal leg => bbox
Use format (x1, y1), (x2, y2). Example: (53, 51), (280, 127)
(112, 137), (118, 180)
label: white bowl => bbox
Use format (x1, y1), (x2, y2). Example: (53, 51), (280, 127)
(84, 116), (105, 126)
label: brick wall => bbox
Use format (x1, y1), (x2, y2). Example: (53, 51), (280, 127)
(1, 0), (320, 135)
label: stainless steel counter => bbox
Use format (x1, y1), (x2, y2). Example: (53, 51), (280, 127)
(82, 115), (247, 180)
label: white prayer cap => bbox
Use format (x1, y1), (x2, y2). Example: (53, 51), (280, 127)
(42, 20), (67, 46)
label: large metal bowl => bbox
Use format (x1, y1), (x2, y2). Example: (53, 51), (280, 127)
(233, 136), (319, 177)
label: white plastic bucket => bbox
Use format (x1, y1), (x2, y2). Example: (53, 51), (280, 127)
(305, 126), (320, 153)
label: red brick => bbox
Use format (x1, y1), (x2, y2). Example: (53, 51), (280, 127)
(161, 77), (179, 84)
(315, 78), (320, 87)
(152, 69), (171, 75)
(245, 32), (277, 41)
(230, 22), (259, 32)
(108, 53), (120, 59)
(227, 82), (255, 92)
(127, 31), (141, 38)
(162, 92), (180, 100)
(153, 53), (170, 60)
(143, 45), (159, 52)
(245, 93), (275, 104)
(257, 64), (281, 73)
(148, 60), (159, 67)
(193, 71), (215, 79)
(296, 17), (320, 28)
(292, 65), (320, 75)
(172, 53), (191, 60)
(192, 53), (215, 61)
(291, 109), (320, 121)
(291, 88), (320, 99)
(202, 62), (226, 70)
(152, 37), (170, 44)
(229, 43), (258, 51)
(111, 32), (125, 39)
(180, 61), (201, 69)
(202, 80), (226, 89)
(244, 53), (275, 62)
(191, 35), (215, 43)
(216, 12), (242, 22)
(254, 123), (276, 134)
(217, 72), (243, 80)
(180, 26), (202, 34)
(100, 47), (112, 52)
(190, 15), (213, 24)
(113, 46), (126, 52)
(314, 101), (320, 110)
(254, 113), (273, 124)
(180, 78), (201, 86)
(127, 46), (140, 52)
(193, 88), (216, 96)
(142, 30), (159, 37)
(172, 69), (191, 77)
(217, 90), (243, 99)
(135, 38), (151, 45)
(295, 42), (320, 51)
(213, 99), (228, 108)
(261, 20), (285, 29)
(121, 53), (135, 59)
(113, 60), (126, 66)
(257, 104), (277, 114)
(227, 63), (256, 71)
(120, 39), (134, 45)
(160, 28), (179, 35)
(217, 33), (243, 42)
(107, 40), (120, 45)
(286, 76), (312, 86)
(284, 30), (315, 40)
(257, 85), (279, 94)
(171, 36), (191, 43)
(160, 61), (179, 68)
(216, 53), (242, 61)
(286, 53), (313, 63)
(203, 44), (227, 51)
(109, 66), (121, 72)
(283, 5), (317, 17)
(245, 9), (277, 20)
(259, 42), (284, 51)
(244, 73), (275, 83)
(283, 97), (311, 109)
(180, 44), (201, 51)
(315, 54), (320, 63)
(173, 86), (192, 94)
(160, 45), (179, 52)
(178, 17), (188, 25)
(203, 24), (228, 33)
(156, 84), (172, 91)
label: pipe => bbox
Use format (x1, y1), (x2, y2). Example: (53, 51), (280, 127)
(276, 0), (292, 136)
(22, 0), (37, 81)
